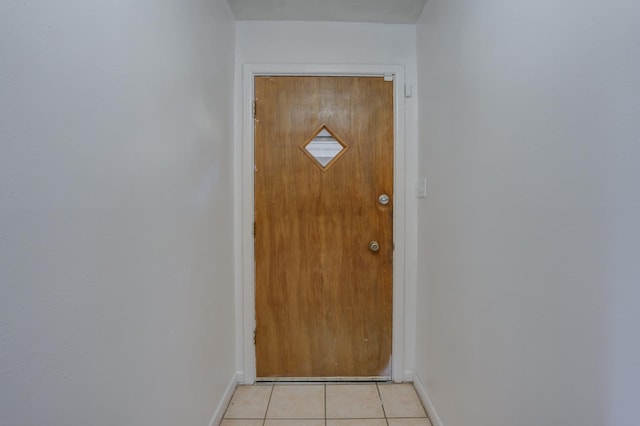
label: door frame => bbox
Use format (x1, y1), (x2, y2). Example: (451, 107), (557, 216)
(240, 64), (406, 383)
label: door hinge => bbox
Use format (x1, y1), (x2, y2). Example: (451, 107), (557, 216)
(253, 221), (256, 237)
(252, 100), (257, 119)
(253, 328), (256, 345)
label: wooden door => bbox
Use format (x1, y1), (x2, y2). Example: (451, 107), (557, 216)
(254, 76), (393, 378)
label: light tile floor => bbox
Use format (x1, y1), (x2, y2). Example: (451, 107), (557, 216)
(221, 383), (431, 426)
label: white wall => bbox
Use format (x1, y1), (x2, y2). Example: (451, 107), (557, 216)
(234, 21), (419, 380)
(415, 1), (640, 425)
(0, 1), (237, 425)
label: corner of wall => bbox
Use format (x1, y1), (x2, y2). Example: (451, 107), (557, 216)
(413, 374), (444, 426)
(208, 371), (241, 426)
(403, 370), (416, 382)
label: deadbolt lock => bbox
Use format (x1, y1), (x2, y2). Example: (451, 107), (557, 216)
(369, 241), (380, 252)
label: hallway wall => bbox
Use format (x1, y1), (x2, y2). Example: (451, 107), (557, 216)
(0, 1), (236, 425)
(415, 0), (640, 425)
(234, 21), (419, 381)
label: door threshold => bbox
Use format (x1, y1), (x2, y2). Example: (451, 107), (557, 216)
(256, 376), (391, 382)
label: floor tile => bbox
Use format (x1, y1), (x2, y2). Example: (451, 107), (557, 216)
(388, 419), (433, 426)
(379, 384), (427, 418)
(224, 385), (273, 419)
(219, 420), (264, 426)
(266, 384), (325, 419)
(326, 384), (384, 419)
(326, 420), (387, 426)
(265, 420), (325, 426)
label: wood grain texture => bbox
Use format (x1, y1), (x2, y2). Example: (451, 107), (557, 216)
(254, 76), (394, 378)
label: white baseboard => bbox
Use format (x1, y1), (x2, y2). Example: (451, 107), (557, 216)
(208, 371), (241, 426)
(403, 370), (415, 382)
(413, 374), (443, 426)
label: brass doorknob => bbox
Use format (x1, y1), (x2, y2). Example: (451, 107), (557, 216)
(369, 241), (380, 252)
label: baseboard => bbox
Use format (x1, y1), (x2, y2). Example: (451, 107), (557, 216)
(208, 371), (240, 426)
(403, 370), (415, 382)
(413, 374), (444, 426)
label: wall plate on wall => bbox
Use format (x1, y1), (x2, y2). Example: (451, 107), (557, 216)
(416, 178), (427, 198)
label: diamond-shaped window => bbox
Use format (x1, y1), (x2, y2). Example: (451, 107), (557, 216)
(301, 126), (348, 170)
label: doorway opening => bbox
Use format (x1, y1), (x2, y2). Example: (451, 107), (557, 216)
(240, 65), (407, 384)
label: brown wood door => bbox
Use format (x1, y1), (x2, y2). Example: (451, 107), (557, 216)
(254, 76), (393, 378)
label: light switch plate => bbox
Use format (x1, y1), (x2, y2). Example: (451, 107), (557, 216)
(416, 178), (427, 198)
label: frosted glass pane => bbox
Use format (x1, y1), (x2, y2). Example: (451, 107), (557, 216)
(304, 129), (345, 167)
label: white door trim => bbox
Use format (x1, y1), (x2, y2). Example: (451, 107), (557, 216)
(239, 64), (406, 383)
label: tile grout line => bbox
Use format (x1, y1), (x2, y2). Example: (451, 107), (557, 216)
(262, 384), (275, 426)
(324, 384), (327, 426)
(376, 383), (390, 425)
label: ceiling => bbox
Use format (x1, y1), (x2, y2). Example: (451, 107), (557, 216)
(227, 0), (427, 24)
